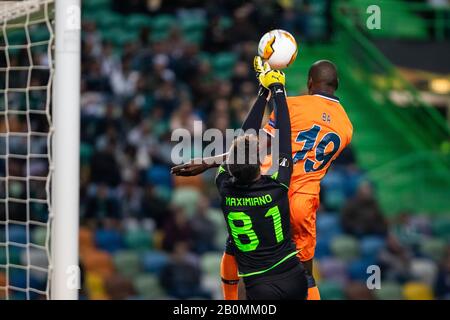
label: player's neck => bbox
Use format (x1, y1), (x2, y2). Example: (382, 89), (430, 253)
(309, 86), (335, 97)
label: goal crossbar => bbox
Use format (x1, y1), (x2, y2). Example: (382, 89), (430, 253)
(0, 0), (50, 24)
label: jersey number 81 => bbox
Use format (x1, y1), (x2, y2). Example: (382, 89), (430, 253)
(227, 205), (284, 252)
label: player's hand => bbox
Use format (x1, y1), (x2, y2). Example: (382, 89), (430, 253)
(253, 56), (265, 77)
(170, 159), (211, 176)
(254, 56), (285, 89)
(254, 56), (270, 96)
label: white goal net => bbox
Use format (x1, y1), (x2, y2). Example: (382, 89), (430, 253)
(0, 0), (55, 300)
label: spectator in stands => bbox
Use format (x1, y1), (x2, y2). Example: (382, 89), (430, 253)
(117, 180), (143, 219)
(162, 206), (193, 252)
(391, 212), (432, 250)
(47, 1), (449, 300)
(160, 242), (211, 299)
(141, 184), (169, 227)
(341, 181), (388, 237)
(203, 14), (230, 53)
(378, 233), (413, 282)
(110, 55), (141, 98)
(84, 184), (121, 223)
(344, 281), (376, 300)
(90, 141), (121, 187)
(190, 196), (218, 254)
(104, 274), (136, 300)
(434, 246), (450, 299)
(112, 0), (148, 15)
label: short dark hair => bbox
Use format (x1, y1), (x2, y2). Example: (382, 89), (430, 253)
(308, 60), (339, 90)
(226, 135), (260, 184)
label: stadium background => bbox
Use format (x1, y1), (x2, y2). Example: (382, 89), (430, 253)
(1, 0), (450, 300)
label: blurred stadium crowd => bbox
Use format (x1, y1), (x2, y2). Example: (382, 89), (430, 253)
(1, 0), (449, 300)
(75, 0), (450, 300)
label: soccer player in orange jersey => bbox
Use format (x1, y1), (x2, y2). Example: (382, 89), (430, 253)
(260, 60), (353, 299)
(172, 60), (353, 300)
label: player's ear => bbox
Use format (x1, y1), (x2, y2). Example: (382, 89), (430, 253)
(336, 77), (339, 90)
(307, 77), (313, 92)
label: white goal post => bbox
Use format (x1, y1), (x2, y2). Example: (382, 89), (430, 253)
(0, 0), (80, 300)
(51, 0), (80, 300)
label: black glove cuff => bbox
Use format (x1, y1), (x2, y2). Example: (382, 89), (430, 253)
(258, 85), (270, 97)
(270, 83), (285, 95)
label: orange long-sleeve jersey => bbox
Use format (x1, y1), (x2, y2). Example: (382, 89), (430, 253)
(262, 93), (353, 195)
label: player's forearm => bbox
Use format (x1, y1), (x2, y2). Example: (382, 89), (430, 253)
(241, 86), (269, 132)
(271, 84), (292, 156)
(203, 153), (228, 167)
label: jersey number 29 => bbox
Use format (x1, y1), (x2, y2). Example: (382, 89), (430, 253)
(293, 124), (341, 172)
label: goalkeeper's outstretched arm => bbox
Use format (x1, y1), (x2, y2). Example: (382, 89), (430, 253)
(171, 85), (269, 177)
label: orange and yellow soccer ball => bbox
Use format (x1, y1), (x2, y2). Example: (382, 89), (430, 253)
(257, 29), (298, 70)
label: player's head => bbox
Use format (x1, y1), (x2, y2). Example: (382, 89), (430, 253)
(307, 60), (339, 94)
(227, 134), (261, 184)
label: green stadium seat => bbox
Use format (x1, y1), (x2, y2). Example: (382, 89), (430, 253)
(6, 28), (26, 47)
(81, 11), (97, 22)
(80, 143), (93, 166)
(201, 252), (222, 278)
(82, 0), (112, 13)
(330, 235), (360, 261)
(420, 237), (446, 261)
(154, 185), (172, 202)
(151, 15), (176, 35)
(171, 187), (201, 218)
(180, 16), (207, 33)
(113, 250), (141, 278)
(183, 30), (204, 45)
(219, 16), (232, 29)
(124, 229), (152, 251)
(214, 228), (228, 251)
(95, 11), (124, 30)
(0, 246), (22, 265)
(101, 28), (138, 47)
(133, 273), (166, 299)
(375, 282), (404, 300)
(32, 226), (47, 246)
(0, 247), (5, 265)
(309, 16), (327, 39)
(207, 208), (228, 248)
(150, 30), (170, 42)
(432, 218), (450, 241)
(212, 53), (237, 79)
(322, 189), (346, 211)
(126, 14), (153, 31)
(29, 26), (51, 43)
(318, 281), (345, 300)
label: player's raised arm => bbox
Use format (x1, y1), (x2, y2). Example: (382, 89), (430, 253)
(172, 58), (270, 177)
(271, 77), (292, 187)
(256, 59), (292, 187)
(240, 57), (270, 132)
(240, 86), (269, 131)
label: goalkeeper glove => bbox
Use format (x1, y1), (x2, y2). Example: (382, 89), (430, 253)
(253, 56), (285, 89)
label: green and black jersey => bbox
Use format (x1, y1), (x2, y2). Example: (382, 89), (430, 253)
(216, 164), (298, 278)
(215, 83), (299, 279)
